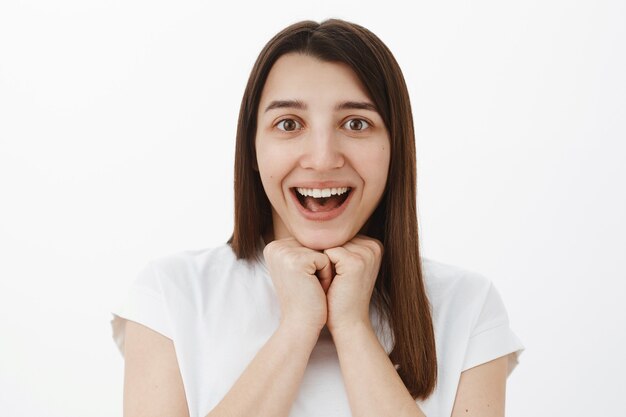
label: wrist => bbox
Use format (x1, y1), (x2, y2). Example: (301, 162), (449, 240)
(328, 317), (373, 341)
(278, 318), (324, 343)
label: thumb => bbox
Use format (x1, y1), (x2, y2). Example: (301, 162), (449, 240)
(313, 253), (333, 294)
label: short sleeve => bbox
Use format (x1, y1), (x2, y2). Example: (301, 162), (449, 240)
(461, 282), (524, 376)
(110, 262), (174, 356)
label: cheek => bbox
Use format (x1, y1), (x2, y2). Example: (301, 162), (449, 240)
(256, 138), (301, 179)
(362, 145), (391, 188)
(256, 143), (291, 197)
(255, 141), (277, 177)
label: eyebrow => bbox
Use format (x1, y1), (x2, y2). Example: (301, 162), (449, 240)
(264, 100), (306, 113)
(335, 101), (378, 112)
(263, 100), (378, 113)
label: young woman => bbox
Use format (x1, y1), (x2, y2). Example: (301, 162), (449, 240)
(112, 19), (524, 417)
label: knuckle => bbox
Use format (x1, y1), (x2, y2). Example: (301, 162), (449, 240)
(373, 241), (383, 257)
(365, 238), (383, 257)
(351, 254), (366, 269)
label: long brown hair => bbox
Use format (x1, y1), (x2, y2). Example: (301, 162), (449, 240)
(228, 19), (437, 400)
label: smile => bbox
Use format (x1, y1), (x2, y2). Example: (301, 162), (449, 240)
(290, 187), (353, 221)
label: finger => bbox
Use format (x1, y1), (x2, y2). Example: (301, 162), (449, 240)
(316, 259), (334, 293)
(341, 242), (379, 267)
(346, 236), (383, 258)
(323, 246), (352, 269)
(311, 251), (331, 274)
(310, 252), (332, 293)
(325, 245), (378, 277)
(342, 241), (370, 255)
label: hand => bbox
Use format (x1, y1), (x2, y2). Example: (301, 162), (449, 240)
(263, 238), (333, 333)
(323, 235), (383, 334)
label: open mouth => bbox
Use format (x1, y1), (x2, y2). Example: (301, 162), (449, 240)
(292, 187), (352, 213)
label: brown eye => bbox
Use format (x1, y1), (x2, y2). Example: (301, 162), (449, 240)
(276, 119), (302, 132)
(343, 118), (370, 131)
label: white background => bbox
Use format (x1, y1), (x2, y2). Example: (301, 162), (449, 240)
(1, 1), (624, 416)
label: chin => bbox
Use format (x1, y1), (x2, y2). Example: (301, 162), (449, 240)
(293, 230), (354, 251)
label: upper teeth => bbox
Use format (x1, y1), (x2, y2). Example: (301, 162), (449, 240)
(296, 187), (349, 198)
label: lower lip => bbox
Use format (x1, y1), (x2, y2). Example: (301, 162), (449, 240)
(290, 189), (354, 221)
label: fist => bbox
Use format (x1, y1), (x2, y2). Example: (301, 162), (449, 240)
(263, 238), (333, 332)
(323, 235), (383, 333)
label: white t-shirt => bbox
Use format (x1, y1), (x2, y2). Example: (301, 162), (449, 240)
(111, 244), (524, 417)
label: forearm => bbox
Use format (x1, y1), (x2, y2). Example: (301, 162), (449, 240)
(206, 322), (320, 417)
(331, 321), (426, 417)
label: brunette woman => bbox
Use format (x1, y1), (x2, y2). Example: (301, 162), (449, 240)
(112, 18), (524, 417)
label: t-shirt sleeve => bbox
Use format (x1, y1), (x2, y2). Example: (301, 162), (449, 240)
(110, 261), (173, 357)
(461, 281), (524, 376)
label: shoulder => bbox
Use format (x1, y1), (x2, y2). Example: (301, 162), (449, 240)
(420, 257), (523, 367)
(412, 260), (524, 413)
(420, 257), (513, 335)
(148, 244), (238, 273)
(421, 257), (493, 310)
(144, 243), (253, 277)
(135, 243), (259, 293)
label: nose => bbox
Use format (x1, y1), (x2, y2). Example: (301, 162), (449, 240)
(299, 127), (345, 171)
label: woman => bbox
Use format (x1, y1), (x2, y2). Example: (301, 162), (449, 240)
(112, 19), (523, 417)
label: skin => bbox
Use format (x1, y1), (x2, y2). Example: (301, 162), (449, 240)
(122, 53), (509, 417)
(255, 53), (390, 332)
(255, 53), (391, 251)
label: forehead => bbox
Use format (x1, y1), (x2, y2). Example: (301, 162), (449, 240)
(259, 53), (371, 107)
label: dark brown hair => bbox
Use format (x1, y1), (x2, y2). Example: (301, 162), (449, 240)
(228, 19), (437, 399)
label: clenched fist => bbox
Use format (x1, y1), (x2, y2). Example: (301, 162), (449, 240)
(263, 238), (333, 333)
(263, 235), (383, 336)
(324, 235), (383, 334)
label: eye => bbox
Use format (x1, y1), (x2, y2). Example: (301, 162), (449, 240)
(276, 118), (303, 132)
(343, 118), (370, 131)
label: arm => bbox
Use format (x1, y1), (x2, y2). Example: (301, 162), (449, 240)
(207, 320), (320, 417)
(123, 320), (190, 417)
(324, 237), (425, 416)
(333, 323), (509, 417)
(331, 321), (427, 417)
(324, 236), (509, 417)
(450, 355), (508, 417)
(123, 239), (331, 417)
(123, 318), (321, 417)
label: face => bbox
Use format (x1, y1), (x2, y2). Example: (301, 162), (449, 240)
(255, 53), (390, 250)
